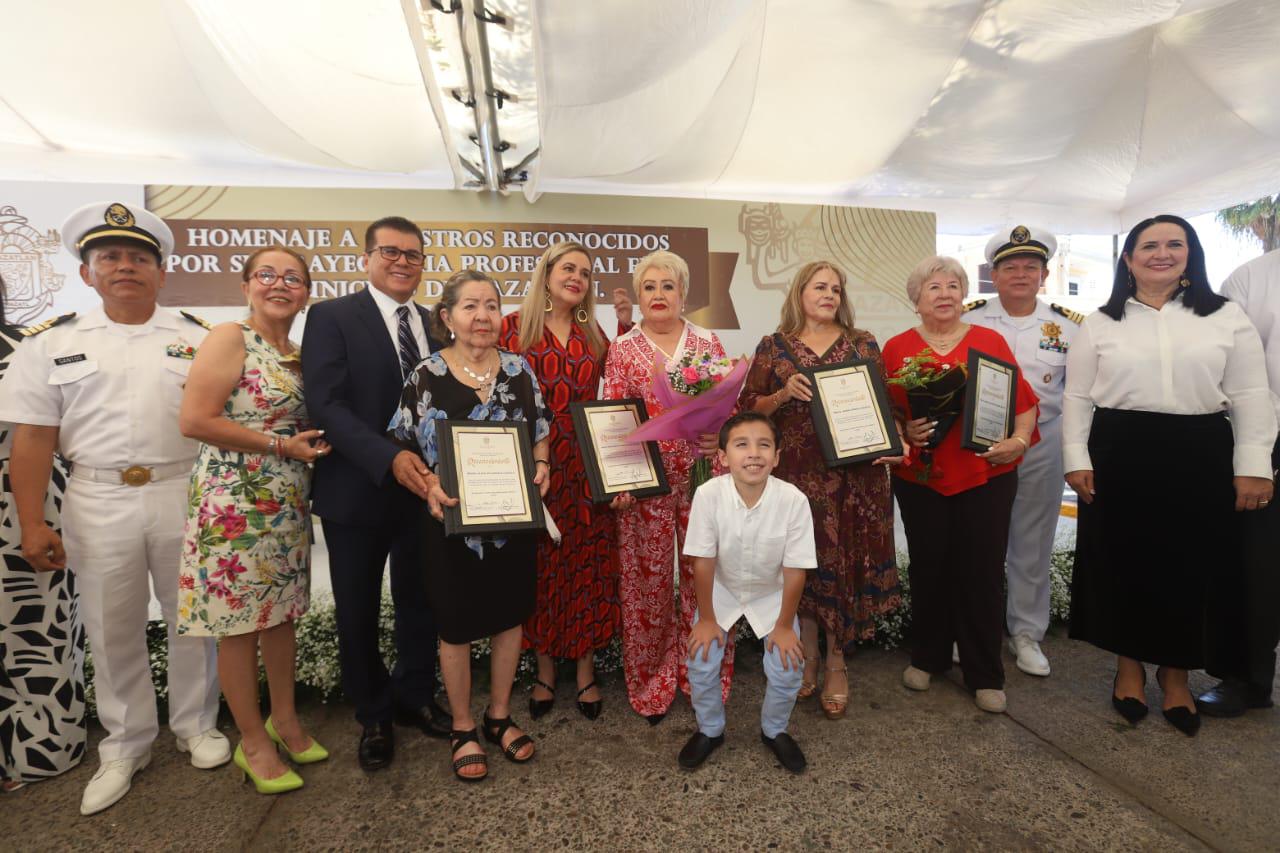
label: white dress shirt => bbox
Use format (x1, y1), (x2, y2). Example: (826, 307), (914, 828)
(1062, 297), (1277, 478)
(966, 298), (1078, 423)
(1221, 249), (1280, 425)
(0, 306), (209, 467)
(366, 284), (429, 364)
(682, 474), (817, 636)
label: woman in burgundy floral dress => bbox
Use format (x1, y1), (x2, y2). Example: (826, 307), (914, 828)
(741, 260), (900, 720)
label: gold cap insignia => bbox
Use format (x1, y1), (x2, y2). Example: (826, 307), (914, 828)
(1010, 225), (1030, 244)
(105, 203), (135, 228)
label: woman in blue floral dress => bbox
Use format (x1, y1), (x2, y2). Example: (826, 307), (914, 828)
(388, 270), (552, 783)
(177, 248), (331, 794)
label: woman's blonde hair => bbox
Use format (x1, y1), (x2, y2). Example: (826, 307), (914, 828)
(515, 241), (606, 358)
(905, 255), (969, 306)
(632, 250), (690, 301)
(430, 269), (501, 342)
(777, 260), (856, 337)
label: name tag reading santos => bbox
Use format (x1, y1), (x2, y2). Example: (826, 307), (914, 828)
(803, 359), (903, 467)
(961, 350), (1018, 451)
(437, 420), (544, 536)
(570, 399), (671, 502)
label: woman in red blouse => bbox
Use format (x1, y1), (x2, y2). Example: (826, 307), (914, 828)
(882, 256), (1039, 714)
(501, 242), (629, 721)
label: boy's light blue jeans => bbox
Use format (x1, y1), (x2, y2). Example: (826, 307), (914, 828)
(687, 613), (803, 739)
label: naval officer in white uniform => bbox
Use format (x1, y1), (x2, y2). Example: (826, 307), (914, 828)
(0, 202), (227, 816)
(964, 225), (1082, 677)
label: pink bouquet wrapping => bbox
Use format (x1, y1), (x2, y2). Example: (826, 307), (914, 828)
(625, 353), (750, 493)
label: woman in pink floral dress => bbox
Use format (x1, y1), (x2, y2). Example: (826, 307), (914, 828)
(177, 248), (331, 793)
(602, 251), (733, 723)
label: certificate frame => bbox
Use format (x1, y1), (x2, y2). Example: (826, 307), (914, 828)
(960, 349), (1019, 451)
(569, 398), (671, 503)
(436, 419), (545, 537)
(801, 359), (903, 467)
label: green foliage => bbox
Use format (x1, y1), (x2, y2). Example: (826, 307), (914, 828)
(886, 349), (950, 390)
(1217, 195), (1280, 252)
(81, 542), (1077, 717)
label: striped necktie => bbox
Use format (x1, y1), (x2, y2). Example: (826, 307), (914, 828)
(395, 305), (421, 378)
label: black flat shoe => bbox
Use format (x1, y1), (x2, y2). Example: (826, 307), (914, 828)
(760, 731), (806, 773)
(529, 678), (556, 720)
(1156, 667), (1200, 737)
(1196, 680), (1275, 718)
(677, 732), (723, 769)
(481, 709), (535, 763)
(575, 681), (602, 720)
(1111, 669), (1148, 725)
(645, 712), (667, 727)
(393, 698), (452, 739)
(358, 721), (394, 772)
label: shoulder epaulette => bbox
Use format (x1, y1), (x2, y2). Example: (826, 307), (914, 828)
(1050, 303), (1085, 324)
(20, 312), (76, 337)
(180, 310), (213, 330)
(962, 299), (987, 313)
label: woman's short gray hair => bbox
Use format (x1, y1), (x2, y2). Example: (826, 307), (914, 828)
(632, 250), (690, 301)
(905, 255), (969, 306)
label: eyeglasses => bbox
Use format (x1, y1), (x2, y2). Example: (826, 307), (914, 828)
(372, 245), (426, 266)
(250, 269), (308, 289)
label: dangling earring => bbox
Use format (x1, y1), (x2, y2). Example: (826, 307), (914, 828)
(1179, 276), (1190, 289)
(449, 328), (456, 340)
(1127, 269), (1136, 293)
(544, 295), (553, 313)
(575, 307), (589, 324)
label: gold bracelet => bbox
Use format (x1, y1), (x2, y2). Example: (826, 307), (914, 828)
(1011, 435), (1028, 450)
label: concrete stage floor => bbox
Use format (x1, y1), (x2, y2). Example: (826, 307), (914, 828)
(3, 631), (1276, 852)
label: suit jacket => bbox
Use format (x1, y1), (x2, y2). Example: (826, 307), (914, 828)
(302, 287), (441, 526)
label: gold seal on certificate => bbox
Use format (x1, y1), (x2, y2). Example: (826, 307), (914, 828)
(436, 420), (545, 537)
(961, 349), (1018, 451)
(802, 359), (903, 467)
(569, 399), (671, 503)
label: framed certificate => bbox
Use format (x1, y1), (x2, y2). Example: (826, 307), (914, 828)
(436, 420), (545, 537)
(569, 399), (671, 503)
(802, 359), (903, 467)
(961, 349), (1018, 451)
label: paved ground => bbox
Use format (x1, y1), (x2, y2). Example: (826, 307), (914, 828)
(3, 631), (1276, 852)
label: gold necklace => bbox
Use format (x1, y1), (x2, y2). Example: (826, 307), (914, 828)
(920, 325), (964, 350)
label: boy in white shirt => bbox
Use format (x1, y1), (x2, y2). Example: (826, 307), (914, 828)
(680, 412), (817, 773)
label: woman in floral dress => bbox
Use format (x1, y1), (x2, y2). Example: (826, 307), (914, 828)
(177, 248), (331, 793)
(602, 250), (733, 723)
(501, 242), (626, 721)
(742, 261), (900, 720)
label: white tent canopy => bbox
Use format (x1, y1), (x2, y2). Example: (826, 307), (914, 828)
(4, 0), (1278, 232)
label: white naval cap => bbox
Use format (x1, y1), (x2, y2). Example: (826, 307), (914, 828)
(984, 224), (1056, 266)
(61, 201), (174, 260)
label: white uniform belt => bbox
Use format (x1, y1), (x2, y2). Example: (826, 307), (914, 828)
(70, 460), (194, 486)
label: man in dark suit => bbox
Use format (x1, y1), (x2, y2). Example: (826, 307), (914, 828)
(301, 216), (450, 770)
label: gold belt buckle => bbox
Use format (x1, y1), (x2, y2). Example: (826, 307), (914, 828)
(120, 465), (152, 487)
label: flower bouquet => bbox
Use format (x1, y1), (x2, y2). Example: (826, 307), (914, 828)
(887, 349), (967, 480)
(625, 353), (750, 494)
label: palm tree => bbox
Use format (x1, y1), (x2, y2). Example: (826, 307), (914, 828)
(1217, 195), (1279, 252)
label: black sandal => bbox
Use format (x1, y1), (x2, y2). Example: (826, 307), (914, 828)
(449, 728), (488, 782)
(481, 709), (535, 763)
(576, 680), (602, 720)
(529, 678), (555, 719)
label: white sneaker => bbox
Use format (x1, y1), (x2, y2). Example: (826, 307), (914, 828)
(80, 753), (150, 816)
(975, 689), (1007, 713)
(1008, 635), (1051, 677)
(951, 643), (960, 665)
(176, 728), (231, 769)
(902, 666), (932, 691)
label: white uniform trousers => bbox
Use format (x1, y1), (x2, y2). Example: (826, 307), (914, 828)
(1005, 417), (1064, 642)
(62, 477), (219, 762)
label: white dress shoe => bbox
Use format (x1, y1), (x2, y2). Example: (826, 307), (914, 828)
(1008, 635), (1051, 677)
(80, 753), (150, 816)
(902, 666), (932, 691)
(176, 728), (231, 769)
(975, 689), (1007, 713)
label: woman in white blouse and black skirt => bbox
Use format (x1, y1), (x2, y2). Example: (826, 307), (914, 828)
(1064, 214), (1277, 737)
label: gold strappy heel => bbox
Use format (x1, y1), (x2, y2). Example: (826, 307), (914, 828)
(797, 655), (820, 700)
(821, 663), (848, 720)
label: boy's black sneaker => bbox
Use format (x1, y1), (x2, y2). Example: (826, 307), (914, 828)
(677, 732), (724, 768)
(761, 731), (806, 773)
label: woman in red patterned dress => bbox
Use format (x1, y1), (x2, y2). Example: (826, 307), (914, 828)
(602, 251), (733, 723)
(501, 242), (628, 721)
(742, 261), (901, 721)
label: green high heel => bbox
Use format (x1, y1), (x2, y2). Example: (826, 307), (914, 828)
(233, 744), (303, 795)
(265, 716), (329, 764)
